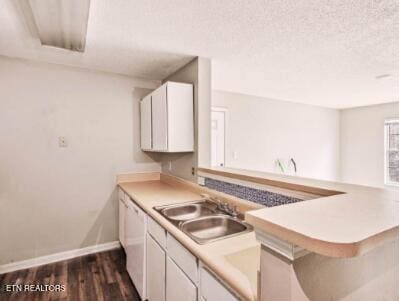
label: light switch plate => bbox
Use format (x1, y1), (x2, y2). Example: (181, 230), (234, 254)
(197, 176), (205, 186)
(58, 137), (67, 147)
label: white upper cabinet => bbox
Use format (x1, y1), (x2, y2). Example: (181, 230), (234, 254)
(140, 81), (194, 153)
(152, 84), (168, 151)
(140, 94), (152, 150)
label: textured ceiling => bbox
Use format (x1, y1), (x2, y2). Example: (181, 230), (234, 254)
(1, 0), (399, 108)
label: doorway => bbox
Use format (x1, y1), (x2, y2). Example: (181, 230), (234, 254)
(211, 107), (226, 167)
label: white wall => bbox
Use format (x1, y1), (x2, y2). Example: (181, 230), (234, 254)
(0, 56), (161, 265)
(212, 90), (340, 181)
(340, 102), (399, 188)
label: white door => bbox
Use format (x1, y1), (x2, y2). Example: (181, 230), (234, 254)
(140, 95), (152, 150)
(126, 201), (147, 300)
(152, 84), (168, 151)
(146, 234), (166, 301)
(118, 189), (127, 248)
(211, 109), (226, 167)
(166, 257), (197, 301)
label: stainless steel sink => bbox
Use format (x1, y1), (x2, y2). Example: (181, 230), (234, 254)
(155, 200), (219, 226)
(154, 199), (253, 244)
(162, 204), (215, 221)
(180, 215), (253, 244)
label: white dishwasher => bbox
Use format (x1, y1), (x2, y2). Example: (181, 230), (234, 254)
(125, 198), (147, 300)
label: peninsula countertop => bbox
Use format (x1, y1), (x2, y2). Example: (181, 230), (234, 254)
(198, 167), (399, 258)
(118, 174), (260, 301)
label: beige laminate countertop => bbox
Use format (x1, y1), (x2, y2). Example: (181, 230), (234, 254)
(199, 167), (399, 258)
(118, 179), (260, 301)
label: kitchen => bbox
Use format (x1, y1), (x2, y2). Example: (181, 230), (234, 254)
(1, 1), (399, 301)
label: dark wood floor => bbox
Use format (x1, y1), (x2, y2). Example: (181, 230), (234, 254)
(0, 249), (141, 301)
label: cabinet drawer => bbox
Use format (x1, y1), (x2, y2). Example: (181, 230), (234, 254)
(166, 234), (198, 283)
(200, 267), (238, 301)
(148, 217), (167, 248)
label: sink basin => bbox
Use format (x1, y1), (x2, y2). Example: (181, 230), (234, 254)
(180, 215), (253, 244)
(162, 203), (215, 221)
(155, 200), (218, 225)
(154, 200), (253, 244)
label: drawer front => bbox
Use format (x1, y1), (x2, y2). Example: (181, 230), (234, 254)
(166, 234), (198, 283)
(200, 268), (238, 301)
(148, 217), (167, 248)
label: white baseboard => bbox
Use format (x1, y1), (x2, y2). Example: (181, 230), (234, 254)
(0, 241), (121, 274)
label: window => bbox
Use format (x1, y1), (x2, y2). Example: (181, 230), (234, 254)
(384, 119), (399, 185)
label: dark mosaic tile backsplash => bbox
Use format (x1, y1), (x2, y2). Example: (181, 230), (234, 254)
(204, 178), (303, 207)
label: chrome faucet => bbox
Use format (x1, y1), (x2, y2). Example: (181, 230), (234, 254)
(290, 158), (297, 173)
(211, 198), (239, 218)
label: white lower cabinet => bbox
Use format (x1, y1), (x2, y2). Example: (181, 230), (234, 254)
(121, 196), (241, 301)
(166, 234), (198, 283)
(118, 189), (127, 248)
(148, 217), (167, 248)
(166, 257), (197, 301)
(125, 201), (147, 300)
(146, 234), (166, 301)
(200, 267), (239, 301)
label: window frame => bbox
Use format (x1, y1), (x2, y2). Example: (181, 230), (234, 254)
(384, 118), (399, 187)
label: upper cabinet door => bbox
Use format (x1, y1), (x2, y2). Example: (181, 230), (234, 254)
(140, 95), (152, 150)
(166, 82), (194, 152)
(152, 84), (168, 151)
